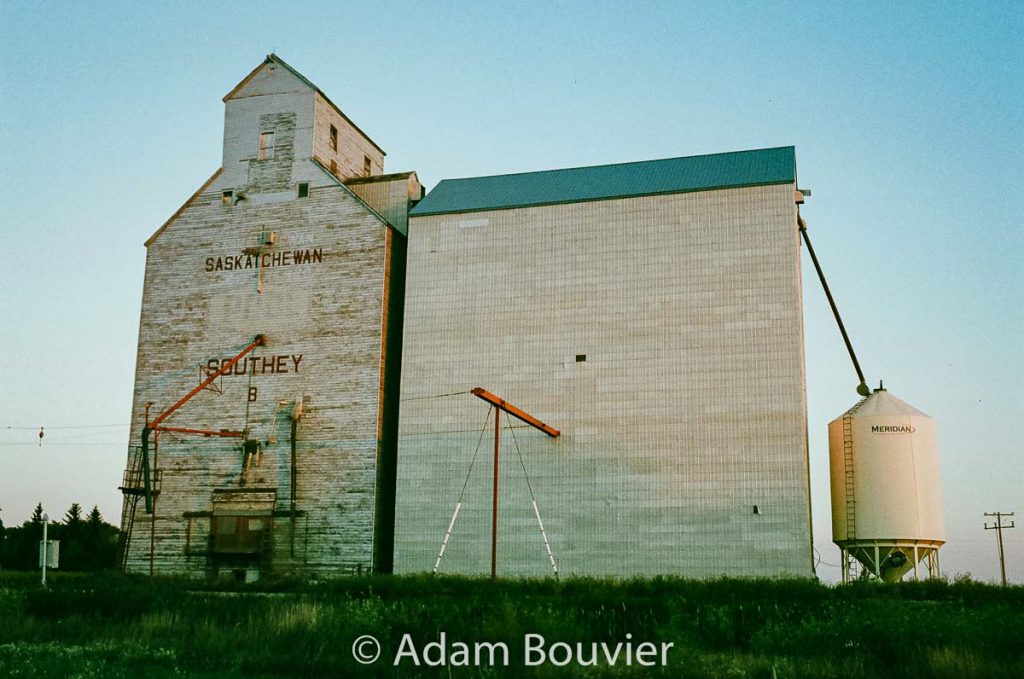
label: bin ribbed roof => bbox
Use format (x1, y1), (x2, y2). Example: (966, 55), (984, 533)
(410, 146), (795, 216)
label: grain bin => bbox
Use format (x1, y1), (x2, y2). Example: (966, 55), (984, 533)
(828, 388), (944, 582)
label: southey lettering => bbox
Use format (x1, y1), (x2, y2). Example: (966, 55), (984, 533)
(205, 248), (323, 272)
(871, 425), (916, 434)
(205, 355), (304, 376)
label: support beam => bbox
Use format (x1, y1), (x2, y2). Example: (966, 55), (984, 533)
(492, 407), (500, 579)
(139, 334), (266, 513)
(470, 388), (560, 579)
(150, 335), (266, 430)
(155, 426), (244, 438)
(471, 388), (560, 437)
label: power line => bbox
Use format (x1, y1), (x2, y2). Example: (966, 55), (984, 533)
(3, 424), (130, 430)
(0, 442), (126, 448)
(813, 547), (841, 569)
(400, 390), (471, 402)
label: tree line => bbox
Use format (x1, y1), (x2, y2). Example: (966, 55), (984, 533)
(0, 502), (120, 571)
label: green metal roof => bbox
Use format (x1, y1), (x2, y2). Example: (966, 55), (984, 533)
(410, 146), (796, 217)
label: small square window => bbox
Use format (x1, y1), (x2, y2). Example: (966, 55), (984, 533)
(258, 131), (275, 159)
(363, 155), (372, 176)
(297, 182), (309, 198)
(222, 190), (233, 206)
(329, 125), (338, 151)
(575, 354), (586, 362)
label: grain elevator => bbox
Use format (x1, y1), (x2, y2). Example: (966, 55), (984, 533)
(121, 55), (818, 580)
(119, 55), (420, 579)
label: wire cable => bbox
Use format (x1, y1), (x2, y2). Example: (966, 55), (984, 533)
(457, 406), (493, 501)
(506, 415), (560, 577)
(400, 390), (471, 402)
(433, 405), (494, 574)
(3, 424), (129, 430)
(506, 414), (536, 500)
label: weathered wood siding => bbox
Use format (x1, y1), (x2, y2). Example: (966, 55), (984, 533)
(222, 63), (314, 192)
(313, 93), (384, 179)
(124, 60), (407, 578)
(346, 173), (422, 236)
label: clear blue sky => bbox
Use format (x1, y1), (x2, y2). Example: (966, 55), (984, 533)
(1, 1), (1021, 583)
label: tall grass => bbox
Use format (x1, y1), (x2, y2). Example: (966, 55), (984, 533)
(1, 572), (1021, 677)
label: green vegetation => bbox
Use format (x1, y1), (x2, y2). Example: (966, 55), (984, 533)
(0, 503), (120, 571)
(0, 573), (1021, 678)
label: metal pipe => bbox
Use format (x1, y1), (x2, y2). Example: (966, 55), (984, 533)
(155, 426), (244, 438)
(141, 335), (266, 512)
(150, 335), (265, 430)
(141, 426), (152, 513)
(290, 416), (297, 557)
(798, 217), (870, 396)
(150, 431), (159, 576)
(434, 502), (462, 574)
(491, 407), (500, 579)
(532, 500), (558, 577)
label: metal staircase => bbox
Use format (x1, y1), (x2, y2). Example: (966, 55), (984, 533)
(116, 445), (161, 571)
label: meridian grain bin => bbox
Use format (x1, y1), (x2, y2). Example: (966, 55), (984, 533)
(829, 388), (944, 581)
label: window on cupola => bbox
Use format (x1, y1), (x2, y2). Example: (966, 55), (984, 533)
(258, 131), (275, 159)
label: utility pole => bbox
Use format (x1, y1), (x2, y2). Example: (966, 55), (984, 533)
(41, 513), (49, 587)
(471, 388), (560, 579)
(984, 512), (1015, 586)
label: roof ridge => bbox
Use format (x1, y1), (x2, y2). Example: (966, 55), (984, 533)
(223, 54), (386, 157)
(411, 146), (796, 217)
(432, 146), (795, 185)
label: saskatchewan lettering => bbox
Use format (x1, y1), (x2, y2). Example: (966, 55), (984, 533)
(205, 248), (323, 272)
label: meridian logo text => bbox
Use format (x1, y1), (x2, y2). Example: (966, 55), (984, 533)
(871, 425), (916, 434)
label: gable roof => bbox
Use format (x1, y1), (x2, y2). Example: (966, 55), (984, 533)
(310, 158), (406, 235)
(145, 168), (223, 247)
(224, 54), (385, 157)
(343, 171), (417, 186)
(410, 146), (795, 217)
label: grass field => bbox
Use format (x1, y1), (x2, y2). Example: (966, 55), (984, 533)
(1, 572), (1021, 678)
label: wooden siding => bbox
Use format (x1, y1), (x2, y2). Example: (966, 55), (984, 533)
(313, 93), (384, 180)
(125, 56), (412, 579)
(124, 177), (396, 579)
(346, 173), (422, 236)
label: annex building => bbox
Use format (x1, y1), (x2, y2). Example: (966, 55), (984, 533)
(120, 55), (813, 580)
(393, 151), (812, 578)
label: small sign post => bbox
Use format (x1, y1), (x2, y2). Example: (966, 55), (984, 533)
(39, 515), (59, 586)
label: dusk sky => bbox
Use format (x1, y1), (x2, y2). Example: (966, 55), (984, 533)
(1, 1), (1021, 583)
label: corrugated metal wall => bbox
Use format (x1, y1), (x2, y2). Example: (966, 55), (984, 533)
(394, 184), (813, 578)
